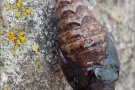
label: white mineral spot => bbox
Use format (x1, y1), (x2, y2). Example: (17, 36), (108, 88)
(1, 73), (8, 82)
(38, 9), (43, 15)
(22, 2), (27, 5)
(119, 42), (125, 50)
(16, 20), (20, 25)
(6, 11), (10, 16)
(10, 0), (15, 4)
(9, 17), (12, 22)
(47, 41), (52, 47)
(106, 24), (112, 32)
(12, 18), (16, 22)
(11, 12), (15, 17)
(10, 22), (16, 27)
(6, 16), (10, 21)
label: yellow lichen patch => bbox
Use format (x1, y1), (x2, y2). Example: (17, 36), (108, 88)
(17, 39), (21, 45)
(10, 26), (23, 31)
(4, 0), (32, 18)
(7, 31), (16, 41)
(3, 86), (9, 90)
(8, 31), (13, 38)
(11, 37), (16, 41)
(18, 0), (22, 3)
(20, 37), (26, 42)
(4, 1), (11, 10)
(26, 9), (31, 14)
(16, 3), (21, 8)
(18, 32), (26, 43)
(32, 43), (39, 54)
(7, 31), (26, 50)
(4, 87), (9, 90)
(4, 0), (31, 51)
(13, 45), (18, 51)
(16, 0), (22, 8)
(35, 60), (42, 68)
(19, 32), (24, 36)
(14, 11), (21, 18)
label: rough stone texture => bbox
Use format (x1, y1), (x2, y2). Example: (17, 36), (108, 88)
(0, 0), (70, 90)
(0, 0), (134, 90)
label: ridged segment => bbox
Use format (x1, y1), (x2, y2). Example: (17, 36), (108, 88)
(57, 0), (107, 63)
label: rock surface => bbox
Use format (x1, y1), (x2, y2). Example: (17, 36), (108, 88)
(0, 0), (134, 90)
(93, 0), (134, 90)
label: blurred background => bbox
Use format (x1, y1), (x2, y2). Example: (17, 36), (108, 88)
(92, 0), (134, 90)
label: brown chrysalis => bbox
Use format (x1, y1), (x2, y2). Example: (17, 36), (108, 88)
(56, 0), (120, 90)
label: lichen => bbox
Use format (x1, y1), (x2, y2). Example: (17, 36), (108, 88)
(16, 2), (21, 8)
(7, 31), (26, 50)
(18, 32), (25, 42)
(32, 43), (39, 54)
(35, 59), (42, 68)
(7, 31), (16, 41)
(3, 86), (9, 90)
(1, 0), (70, 89)
(26, 9), (31, 14)
(4, 0), (31, 50)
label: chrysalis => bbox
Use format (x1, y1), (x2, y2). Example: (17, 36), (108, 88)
(56, 0), (120, 90)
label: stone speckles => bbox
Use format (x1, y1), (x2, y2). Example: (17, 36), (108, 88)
(1, 0), (71, 90)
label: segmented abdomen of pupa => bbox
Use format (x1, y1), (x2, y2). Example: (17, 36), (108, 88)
(56, 0), (106, 64)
